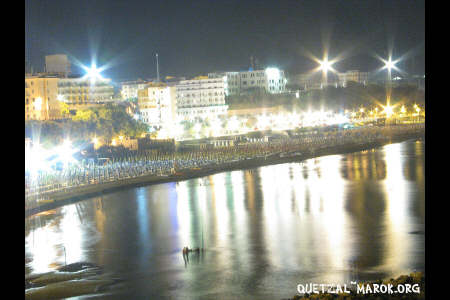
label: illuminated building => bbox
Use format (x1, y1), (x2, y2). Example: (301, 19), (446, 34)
(290, 72), (341, 90)
(120, 80), (152, 101)
(137, 82), (177, 133)
(175, 76), (228, 121)
(208, 68), (287, 96)
(25, 75), (61, 121)
(337, 70), (369, 87)
(57, 75), (115, 110)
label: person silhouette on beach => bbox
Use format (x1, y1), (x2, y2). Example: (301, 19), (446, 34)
(182, 247), (189, 266)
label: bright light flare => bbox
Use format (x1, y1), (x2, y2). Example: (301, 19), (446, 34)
(383, 105), (394, 117)
(376, 54), (401, 75)
(34, 97), (43, 111)
(173, 123), (185, 139)
(265, 68), (281, 80)
(384, 58), (396, 72)
(81, 63), (106, 84)
(193, 123), (202, 133)
(210, 118), (223, 137)
(257, 115), (270, 130)
(318, 58), (334, 72)
(55, 139), (78, 167)
(25, 143), (51, 175)
(227, 117), (239, 132)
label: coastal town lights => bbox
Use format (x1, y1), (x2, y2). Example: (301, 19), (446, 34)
(383, 105), (394, 117)
(400, 106), (406, 114)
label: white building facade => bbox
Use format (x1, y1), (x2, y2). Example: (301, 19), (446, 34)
(138, 83), (177, 131)
(175, 76), (228, 121)
(121, 80), (151, 101)
(209, 68), (287, 96)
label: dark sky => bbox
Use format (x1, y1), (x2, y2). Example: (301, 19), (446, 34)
(25, 0), (425, 81)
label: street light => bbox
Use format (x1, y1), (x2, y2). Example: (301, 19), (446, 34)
(384, 58), (395, 72)
(318, 58), (333, 72)
(381, 56), (399, 82)
(400, 105), (406, 114)
(383, 104), (394, 118)
(318, 58), (334, 86)
(82, 63), (105, 85)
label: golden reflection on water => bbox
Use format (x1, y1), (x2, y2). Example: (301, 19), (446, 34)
(26, 205), (86, 272)
(26, 141), (424, 292)
(176, 181), (191, 250)
(382, 143), (418, 274)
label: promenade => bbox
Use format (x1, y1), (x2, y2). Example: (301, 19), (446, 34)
(25, 123), (424, 217)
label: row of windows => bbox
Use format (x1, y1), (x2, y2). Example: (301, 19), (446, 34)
(177, 109), (225, 115)
(269, 86), (285, 91)
(240, 72), (265, 78)
(179, 99), (224, 106)
(25, 114), (39, 119)
(178, 97), (224, 102)
(25, 97), (52, 104)
(178, 92), (223, 97)
(181, 80), (222, 85)
(242, 80), (267, 85)
(177, 86), (223, 91)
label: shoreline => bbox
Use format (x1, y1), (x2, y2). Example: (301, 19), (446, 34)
(25, 131), (424, 218)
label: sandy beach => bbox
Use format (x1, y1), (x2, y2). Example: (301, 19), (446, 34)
(25, 129), (424, 218)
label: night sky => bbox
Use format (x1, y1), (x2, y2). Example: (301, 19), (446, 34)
(25, 0), (425, 81)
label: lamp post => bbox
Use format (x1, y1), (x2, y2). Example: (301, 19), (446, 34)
(318, 58), (333, 87)
(384, 57), (396, 82)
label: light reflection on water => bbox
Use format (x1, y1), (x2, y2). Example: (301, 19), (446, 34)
(25, 140), (424, 300)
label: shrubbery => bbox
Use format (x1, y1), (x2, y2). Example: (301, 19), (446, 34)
(25, 104), (148, 148)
